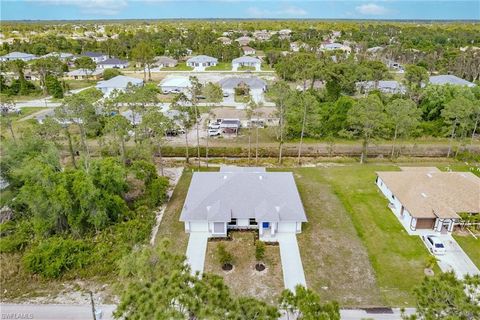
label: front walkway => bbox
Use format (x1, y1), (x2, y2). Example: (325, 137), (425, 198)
(185, 232), (209, 274)
(277, 233), (307, 291)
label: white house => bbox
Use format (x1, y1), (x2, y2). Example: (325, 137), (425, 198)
(242, 46), (256, 56)
(356, 80), (406, 94)
(97, 58), (129, 69)
(0, 52), (37, 62)
(66, 68), (103, 80)
(186, 55), (218, 71)
(376, 167), (480, 233)
(153, 56), (178, 68)
(231, 56), (261, 71)
(320, 43), (351, 54)
(159, 77), (192, 94)
(219, 76), (267, 103)
(95, 75), (143, 96)
(82, 51), (108, 63)
(428, 75), (475, 87)
(180, 167), (307, 241)
(42, 52), (74, 61)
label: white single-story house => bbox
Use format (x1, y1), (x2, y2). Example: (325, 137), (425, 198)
(242, 46), (256, 56)
(97, 58), (129, 69)
(42, 52), (74, 60)
(82, 51), (108, 63)
(186, 55), (218, 70)
(180, 167), (307, 240)
(153, 56), (178, 68)
(319, 43), (351, 54)
(66, 68), (103, 80)
(376, 167), (480, 233)
(0, 52), (37, 62)
(278, 29), (292, 39)
(120, 110), (142, 126)
(231, 56), (261, 71)
(356, 80), (406, 94)
(159, 77), (192, 94)
(428, 75), (476, 87)
(219, 76), (267, 103)
(95, 75), (143, 96)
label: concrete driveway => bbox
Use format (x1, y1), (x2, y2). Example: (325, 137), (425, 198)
(421, 234), (479, 278)
(277, 233), (307, 291)
(185, 232), (209, 274)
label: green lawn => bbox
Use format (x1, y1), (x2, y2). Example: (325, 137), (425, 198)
(238, 66), (255, 71)
(319, 164), (432, 306)
(64, 80), (95, 91)
(454, 234), (480, 268)
(162, 62), (193, 71)
(206, 62), (232, 71)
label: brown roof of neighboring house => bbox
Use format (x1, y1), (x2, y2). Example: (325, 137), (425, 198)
(376, 167), (480, 219)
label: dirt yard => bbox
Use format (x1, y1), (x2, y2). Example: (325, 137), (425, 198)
(203, 232), (284, 305)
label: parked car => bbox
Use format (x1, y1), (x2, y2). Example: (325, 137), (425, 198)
(208, 129), (221, 136)
(423, 235), (446, 255)
(208, 123), (220, 130)
(223, 92), (229, 97)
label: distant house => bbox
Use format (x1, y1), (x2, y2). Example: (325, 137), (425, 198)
(0, 52), (36, 62)
(376, 167), (480, 233)
(217, 37), (232, 45)
(97, 58), (129, 69)
(428, 75), (475, 87)
(159, 77), (191, 94)
(95, 75), (143, 96)
(180, 167), (307, 240)
(231, 56), (261, 72)
(242, 46), (256, 56)
(319, 43), (351, 54)
(213, 106), (279, 128)
(66, 68), (103, 80)
(82, 51), (108, 63)
(154, 56), (178, 68)
(385, 59), (404, 72)
(366, 46), (384, 54)
(356, 81), (406, 94)
(235, 36), (253, 46)
(253, 30), (271, 41)
(219, 119), (241, 134)
(42, 52), (74, 61)
(278, 29), (292, 39)
(186, 55), (218, 71)
(290, 41), (309, 52)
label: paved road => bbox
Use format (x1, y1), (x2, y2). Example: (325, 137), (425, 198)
(276, 233), (307, 291)
(185, 232), (209, 274)
(15, 87), (93, 109)
(0, 304), (115, 320)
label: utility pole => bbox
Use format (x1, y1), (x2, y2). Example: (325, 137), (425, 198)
(89, 291), (97, 320)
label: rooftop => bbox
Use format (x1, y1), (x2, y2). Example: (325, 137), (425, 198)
(1, 51), (36, 58)
(96, 75), (143, 88)
(429, 75), (475, 87)
(232, 56), (261, 64)
(180, 167), (307, 223)
(83, 51), (107, 58)
(219, 76), (266, 89)
(67, 68), (103, 76)
(97, 58), (128, 65)
(159, 77), (192, 88)
(187, 55), (218, 63)
(376, 167), (480, 219)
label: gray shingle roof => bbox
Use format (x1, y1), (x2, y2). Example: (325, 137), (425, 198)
(1, 52), (36, 59)
(429, 75), (475, 87)
(97, 58), (128, 65)
(180, 167), (307, 223)
(83, 51), (107, 58)
(219, 76), (267, 90)
(96, 75), (143, 89)
(187, 55), (218, 64)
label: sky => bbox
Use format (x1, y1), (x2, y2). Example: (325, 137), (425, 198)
(1, 0), (479, 21)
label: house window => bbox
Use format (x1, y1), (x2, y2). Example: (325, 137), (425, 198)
(249, 218), (257, 225)
(391, 194), (395, 200)
(262, 222), (270, 228)
(213, 222), (225, 234)
(228, 218), (237, 226)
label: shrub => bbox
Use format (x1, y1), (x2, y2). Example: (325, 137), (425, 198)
(217, 243), (233, 266)
(0, 220), (32, 253)
(23, 237), (92, 278)
(103, 68), (122, 80)
(255, 241), (265, 261)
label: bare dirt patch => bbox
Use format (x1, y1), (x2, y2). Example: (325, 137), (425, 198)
(204, 232), (283, 305)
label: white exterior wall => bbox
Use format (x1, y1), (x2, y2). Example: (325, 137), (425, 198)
(99, 64), (128, 69)
(208, 222), (227, 237)
(187, 221), (209, 232)
(237, 219), (249, 227)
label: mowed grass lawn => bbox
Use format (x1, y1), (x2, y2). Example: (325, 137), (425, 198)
(454, 234), (480, 268)
(319, 164), (431, 306)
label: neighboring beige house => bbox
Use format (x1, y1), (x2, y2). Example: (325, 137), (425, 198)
(376, 167), (480, 233)
(66, 68), (103, 80)
(217, 37), (232, 45)
(235, 36), (253, 46)
(154, 56), (178, 68)
(242, 46), (256, 56)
